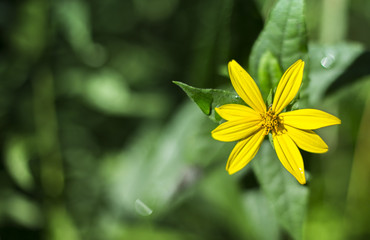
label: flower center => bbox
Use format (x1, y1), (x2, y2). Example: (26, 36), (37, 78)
(261, 108), (281, 135)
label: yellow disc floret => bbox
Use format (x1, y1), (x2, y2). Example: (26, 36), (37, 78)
(261, 107), (281, 135)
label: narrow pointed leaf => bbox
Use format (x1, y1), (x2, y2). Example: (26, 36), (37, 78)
(174, 81), (245, 122)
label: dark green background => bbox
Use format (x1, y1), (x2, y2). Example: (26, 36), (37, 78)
(0, 0), (369, 239)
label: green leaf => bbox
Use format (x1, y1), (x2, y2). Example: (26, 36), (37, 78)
(121, 224), (201, 240)
(4, 136), (34, 191)
(242, 190), (279, 240)
(48, 205), (80, 240)
(308, 42), (365, 103)
(106, 102), (233, 219)
(258, 51), (282, 99)
(252, 141), (309, 240)
(199, 169), (256, 239)
(266, 88), (273, 107)
(200, 168), (279, 240)
(268, 132), (274, 149)
(173, 81), (244, 123)
(249, 0), (307, 80)
(0, 191), (42, 228)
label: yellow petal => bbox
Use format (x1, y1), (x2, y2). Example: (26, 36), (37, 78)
(273, 132), (306, 184)
(285, 125), (328, 153)
(228, 60), (266, 114)
(272, 60), (305, 114)
(280, 109), (341, 130)
(212, 118), (262, 142)
(215, 104), (261, 121)
(226, 129), (265, 174)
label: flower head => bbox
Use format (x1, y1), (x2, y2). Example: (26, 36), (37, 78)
(211, 60), (341, 184)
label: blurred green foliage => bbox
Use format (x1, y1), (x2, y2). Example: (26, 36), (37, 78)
(0, 0), (370, 239)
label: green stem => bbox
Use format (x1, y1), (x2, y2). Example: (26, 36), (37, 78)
(346, 95), (370, 236)
(319, 0), (348, 44)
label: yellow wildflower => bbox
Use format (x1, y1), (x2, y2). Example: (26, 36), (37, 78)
(211, 60), (341, 184)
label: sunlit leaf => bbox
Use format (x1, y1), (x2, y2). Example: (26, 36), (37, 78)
(249, 0), (307, 80)
(4, 136), (34, 191)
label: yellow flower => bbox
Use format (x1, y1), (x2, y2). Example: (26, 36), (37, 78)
(211, 59), (341, 184)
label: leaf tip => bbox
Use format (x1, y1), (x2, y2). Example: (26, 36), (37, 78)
(172, 81), (183, 87)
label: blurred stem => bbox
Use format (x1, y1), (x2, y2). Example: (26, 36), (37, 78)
(319, 0), (348, 44)
(32, 66), (64, 198)
(346, 95), (370, 236)
(33, 66), (80, 240)
(47, 204), (80, 240)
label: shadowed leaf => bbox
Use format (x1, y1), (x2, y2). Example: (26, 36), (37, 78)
(252, 141), (309, 240)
